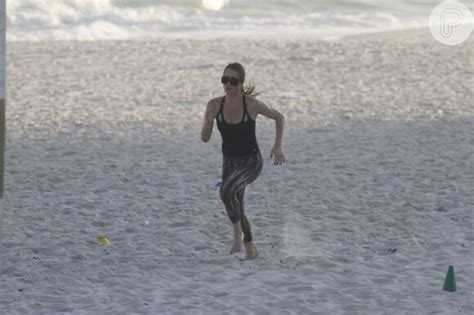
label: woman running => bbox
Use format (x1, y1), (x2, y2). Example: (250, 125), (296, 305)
(201, 63), (286, 260)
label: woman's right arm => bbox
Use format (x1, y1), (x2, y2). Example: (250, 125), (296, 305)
(201, 101), (216, 143)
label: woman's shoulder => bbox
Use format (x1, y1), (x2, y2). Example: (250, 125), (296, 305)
(245, 95), (266, 108)
(206, 96), (225, 115)
(208, 96), (225, 106)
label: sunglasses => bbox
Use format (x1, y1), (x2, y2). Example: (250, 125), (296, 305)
(221, 76), (240, 86)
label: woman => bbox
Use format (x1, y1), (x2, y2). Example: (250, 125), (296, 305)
(201, 63), (285, 260)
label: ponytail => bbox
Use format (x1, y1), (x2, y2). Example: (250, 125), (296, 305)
(242, 81), (261, 97)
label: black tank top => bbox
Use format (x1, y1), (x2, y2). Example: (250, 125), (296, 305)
(216, 94), (260, 158)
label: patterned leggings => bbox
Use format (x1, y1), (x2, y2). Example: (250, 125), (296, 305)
(220, 152), (263, 243)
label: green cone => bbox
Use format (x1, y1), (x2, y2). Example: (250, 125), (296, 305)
(443, 265), (457, 292)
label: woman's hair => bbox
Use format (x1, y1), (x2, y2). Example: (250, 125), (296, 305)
(224, 63), (260, 96)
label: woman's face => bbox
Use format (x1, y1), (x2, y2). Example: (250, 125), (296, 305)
(222, 68), (242, 96)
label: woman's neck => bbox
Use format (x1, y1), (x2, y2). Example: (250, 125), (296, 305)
(225, 91), (243, 105)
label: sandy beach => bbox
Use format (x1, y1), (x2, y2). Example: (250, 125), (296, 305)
(1, 28), (473, 314)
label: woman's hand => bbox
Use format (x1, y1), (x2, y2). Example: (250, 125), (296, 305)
(270, 146), (285, 166)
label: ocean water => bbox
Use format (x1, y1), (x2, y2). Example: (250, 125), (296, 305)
(6, 0), (459, 41)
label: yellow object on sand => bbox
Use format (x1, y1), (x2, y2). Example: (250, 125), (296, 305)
(96, 236), (109, 245)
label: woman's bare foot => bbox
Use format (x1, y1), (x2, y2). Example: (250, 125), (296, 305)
(229, 223), (243, 255)
(243, 241), (258, 260)
(229, 238), (242, 255)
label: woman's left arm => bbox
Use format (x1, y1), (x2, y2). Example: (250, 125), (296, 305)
(255, 100), (286, 166)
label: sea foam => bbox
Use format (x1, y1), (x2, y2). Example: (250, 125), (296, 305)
(7, 0), (425, 41)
